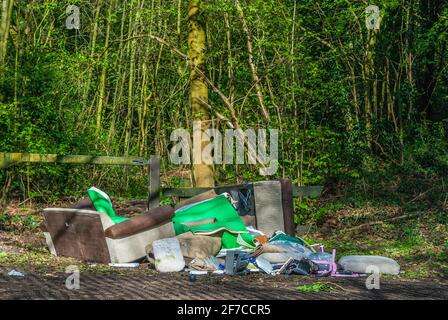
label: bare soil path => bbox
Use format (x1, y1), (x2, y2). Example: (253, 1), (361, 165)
(1, 266), (447, 300)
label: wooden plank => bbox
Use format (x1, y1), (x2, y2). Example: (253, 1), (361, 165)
(147, 155), (160, 210)
(293, 186), (323, 197)
(0, 152), (148, 169)
(1, 152), (324, 199)
(162, 185), (323, 199)
(162, 187), (210, 198)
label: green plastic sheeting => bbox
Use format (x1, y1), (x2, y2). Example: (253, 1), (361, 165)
(173, 194), (255, 249)
(87, 187), (128, 224)
(269, 231), (305, 246)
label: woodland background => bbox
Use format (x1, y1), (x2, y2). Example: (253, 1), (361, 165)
(0, 0), (447, 218)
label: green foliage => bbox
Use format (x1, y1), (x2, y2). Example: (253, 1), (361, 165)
(296, 283), (335, 293)
(402, 121), (448, 177)
(0, 0), (446, 212)
(0, 213), (41, 232)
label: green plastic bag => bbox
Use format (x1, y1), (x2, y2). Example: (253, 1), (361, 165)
(87, 187), (128, 224)
(173, 194), (255, 249)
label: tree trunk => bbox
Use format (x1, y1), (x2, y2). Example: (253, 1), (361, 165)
(0, 0), (13, 75)
(188, 0), (214, 187)
(124, 0), (137, 155)
(96, 4), (112, 133)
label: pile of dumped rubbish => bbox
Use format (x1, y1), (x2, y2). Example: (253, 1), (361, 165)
(40, 184), (401, 278)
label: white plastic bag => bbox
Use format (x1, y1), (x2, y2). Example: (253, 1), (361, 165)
(151, 238), (185, 272)
(259, 240), (312, 264)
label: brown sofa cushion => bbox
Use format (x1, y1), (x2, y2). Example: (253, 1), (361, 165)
(104, 205), (174, 239)
(70, 197), (95, 210)
(43, 209), (111, 263)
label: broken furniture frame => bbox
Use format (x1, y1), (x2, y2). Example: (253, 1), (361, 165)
(42, 206), (175, 263)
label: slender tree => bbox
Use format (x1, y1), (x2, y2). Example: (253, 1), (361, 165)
(0, 0), (13, 77)
(188, 0), (214, 187)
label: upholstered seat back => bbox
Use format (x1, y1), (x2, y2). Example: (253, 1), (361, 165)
(43, 208), (114, 263)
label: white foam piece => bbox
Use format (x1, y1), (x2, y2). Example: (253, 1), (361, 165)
(338, 255), (400, 275)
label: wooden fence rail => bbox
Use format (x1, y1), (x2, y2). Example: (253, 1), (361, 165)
(163, 186), (323, 198)
(0, 152), (322, 210)
(0, 152), (148, 169)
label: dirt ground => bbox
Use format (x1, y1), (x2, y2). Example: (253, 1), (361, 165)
(1, 199), (447, 300)
(1, 265), (448, 300)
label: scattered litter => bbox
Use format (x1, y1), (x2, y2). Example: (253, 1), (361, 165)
(274, 257), (294, 275)
(254, 235), (268, 245)
(247, 226), (265, 237)
(188, 257), (216, 271)
(108, 263), (140, 268)
(8, 270), (25, 277)
(280, 258), (316, 276)
(189, 270), (208, 276)
(216, 248), (251, 258)
(207, 256), (224, 270)
(309, 249), (334, 273)
(269, 231), (306, 246)
(212, 270), (224, 275)
(309, 249), (362, 277)
(188, 270), (208, 282)
(224, 250), (250, 275)
(255, 256), (274, 274)
(188, 274), (197, 282)
(259, 240), (312, 264)
(36, 184), (399, 284)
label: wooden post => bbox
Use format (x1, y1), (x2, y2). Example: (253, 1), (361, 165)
(147, 155), (160, 210)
